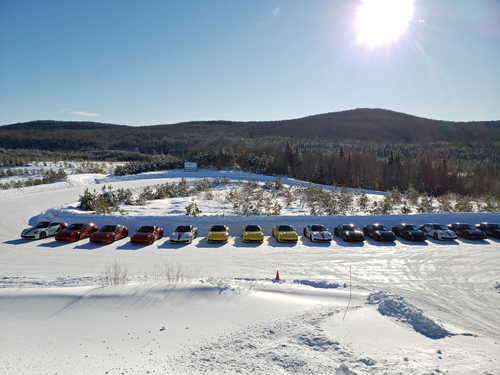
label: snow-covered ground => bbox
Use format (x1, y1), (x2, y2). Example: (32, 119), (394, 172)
(0, 169), (499, 374)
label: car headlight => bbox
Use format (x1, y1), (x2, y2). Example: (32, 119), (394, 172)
(186, 234), (191, 238)
(34, 230), (41, 234)
(244, 232), (248, 236)
(105, 234), (110, 238)
(259, 233), (263, 237)
(147, 235), (152, 238)
(224, 233), (228, 237)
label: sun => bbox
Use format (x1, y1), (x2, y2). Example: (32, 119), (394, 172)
(355, 0), (414, 47)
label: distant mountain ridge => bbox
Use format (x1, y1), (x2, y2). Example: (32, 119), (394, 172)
(1, 109), (499, 152)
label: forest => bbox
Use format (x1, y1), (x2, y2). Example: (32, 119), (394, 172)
(1, 108), (499, 198)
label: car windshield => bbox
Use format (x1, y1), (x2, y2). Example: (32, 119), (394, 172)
(245, 225), (261, 231)
(210, 225), (226, 232)
(67, 224), (83, 230)
(432, 224), (446, 230)
(138, 226), (154, 233)
(100, 226), (117, 232)
(34, 222), (51, 228)
(343, 225), (358, 231)
(459, 224), (475, 230)
(489, 224), (500, 229)
(175, 226), (191, 232)
(278, 225), (293, 231)
(311, 225), (326, 231)
(373, 225), (388, 231)
(403, 225), (418, 231)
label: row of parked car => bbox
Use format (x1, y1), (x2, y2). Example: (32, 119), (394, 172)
(20, 221), (500, 244)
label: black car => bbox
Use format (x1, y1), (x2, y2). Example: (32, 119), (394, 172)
(391, 224), (426, 241)
(363, 224), (396, 241)
(334, 224), (365, 242)
(475, 223), (500, 239)
(447, 223), (487, 240)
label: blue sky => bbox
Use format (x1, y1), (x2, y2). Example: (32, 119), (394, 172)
(1, 0), (499, 126)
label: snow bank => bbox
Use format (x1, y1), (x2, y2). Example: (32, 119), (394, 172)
(293, 279), (342, 289)
(368, 292), (450, 339)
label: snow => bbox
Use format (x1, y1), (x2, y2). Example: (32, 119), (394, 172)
(0, 169), (499, 374)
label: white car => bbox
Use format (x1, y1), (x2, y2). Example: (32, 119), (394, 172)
(21, 221), (68, 240)
(303, 224), (333, 242)
(420, 223), (457, 240)
(170, 225), (198, 244)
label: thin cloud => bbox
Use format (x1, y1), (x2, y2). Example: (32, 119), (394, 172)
(71, 111), (99, 117)
(273, 6), (280, 16)
(60, 108), (99, 117)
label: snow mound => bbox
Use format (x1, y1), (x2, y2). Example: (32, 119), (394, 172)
(335, 364), (357, 375)
(293, 280), (341, 289)
(167, 307), (359, 374)
(368, 292), (451, 339)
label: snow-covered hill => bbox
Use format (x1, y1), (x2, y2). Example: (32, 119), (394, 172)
(0, 169), (499, 374)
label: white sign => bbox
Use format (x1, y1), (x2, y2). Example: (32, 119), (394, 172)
(184, 162), (197, 171)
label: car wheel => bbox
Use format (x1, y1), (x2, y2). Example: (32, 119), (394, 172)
(434, 233), (438, 240)
(110, 236), (115, 244)
(303, 228), (307, 236)
(75, 234), (80, 242)
(124, 230), (128, 237)
(404, 233), (410, 241)
(39, 232), (46, 239)
(342, 234), (347, 241)
(374, 234), (380, 241)
(464, 232), (470, 239)
(151, 237), (155, 244)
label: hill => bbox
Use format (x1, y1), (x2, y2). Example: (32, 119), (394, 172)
(1, 109), (499, 153)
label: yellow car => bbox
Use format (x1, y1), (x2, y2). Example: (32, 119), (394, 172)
(242, 225), (264, 243)
(207, 224), (229, 243)
(272, 224), (298, 243)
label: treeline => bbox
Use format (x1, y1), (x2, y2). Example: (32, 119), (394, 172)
(187, 141), (500, 198)
(0, 168), (67, 190)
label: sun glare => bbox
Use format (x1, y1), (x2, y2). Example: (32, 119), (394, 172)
(355, 0), (414, 47)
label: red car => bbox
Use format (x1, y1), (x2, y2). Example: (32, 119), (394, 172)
(89, 224), (128, 244)
(55, 223), (99, 242)
(131, 225), (163, 245)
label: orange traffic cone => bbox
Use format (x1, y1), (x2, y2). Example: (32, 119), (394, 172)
(275, 270), (280, 281)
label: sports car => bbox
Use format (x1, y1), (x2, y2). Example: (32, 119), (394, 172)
(334, 224), (365, 242)
(362, 224), (396, 241)
(447, 223), (487, 240)
(21, 221), (68, 239)
(242, 225), (264, 243)
(419, 223), (457, 240)
(131, 225), (163, 245)
(303, 224), (332, 242)
(475, 223), (500, 239)
(391, 224), (426, 241)
(55, 223), (99, 242)
(170, 225), (198, 244)
(89, 224), (128, 244)
(207, 225), (229, 243)
(272, 224), (298, 243)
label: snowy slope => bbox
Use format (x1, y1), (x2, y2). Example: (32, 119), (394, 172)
(0, 169), (499, 374)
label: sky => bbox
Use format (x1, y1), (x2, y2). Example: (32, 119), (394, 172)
(0, 0), (499, 126)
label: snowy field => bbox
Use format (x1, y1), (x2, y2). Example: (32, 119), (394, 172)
(0, 169), (499, 375)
